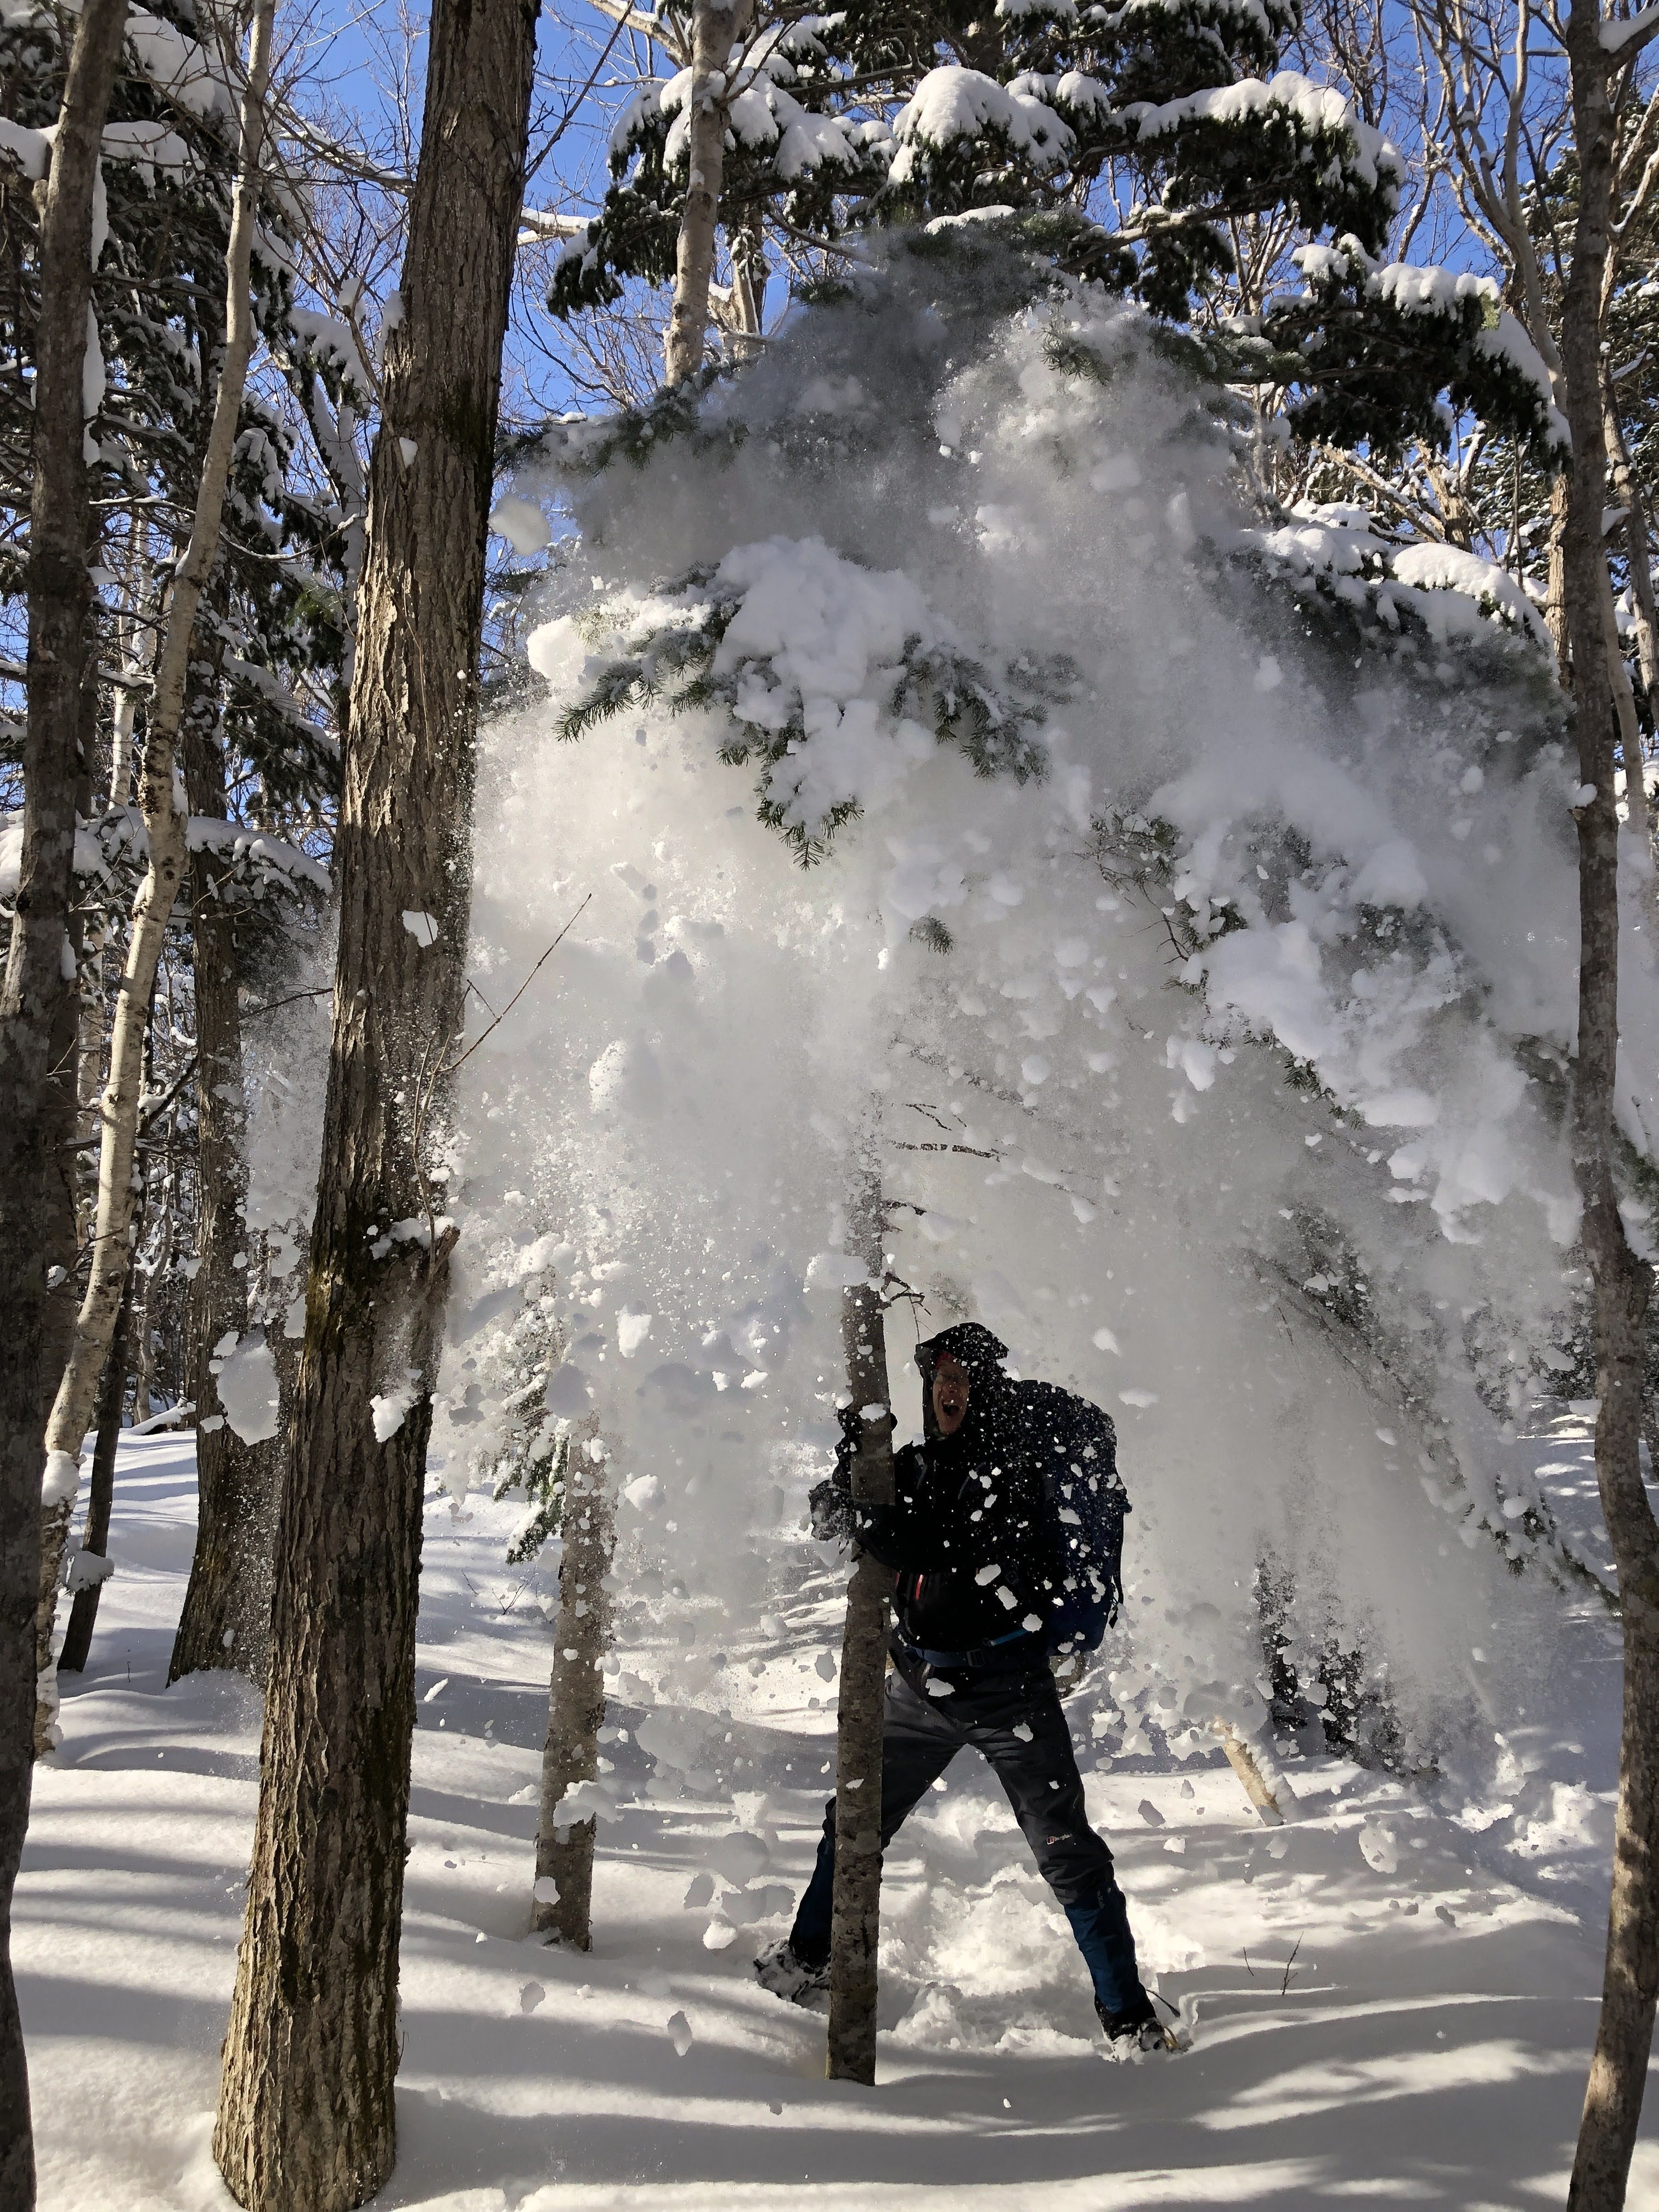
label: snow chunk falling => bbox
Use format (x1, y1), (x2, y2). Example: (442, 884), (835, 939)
(213, 1331), (280, 1446)
(371, 1378), (420, 1443)
(490, 494), (552, 554)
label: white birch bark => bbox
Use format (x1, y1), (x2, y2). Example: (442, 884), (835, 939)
(662, 0), (753, 387)
(35, 0), (277, 1755)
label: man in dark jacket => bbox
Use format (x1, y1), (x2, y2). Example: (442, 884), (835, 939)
(756, 1322), (1170, 2052)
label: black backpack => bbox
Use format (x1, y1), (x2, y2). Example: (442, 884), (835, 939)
(1023, 1384), (1130, 1655)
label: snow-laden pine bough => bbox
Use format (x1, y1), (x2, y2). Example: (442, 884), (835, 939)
(433, 222), (1655, 2098)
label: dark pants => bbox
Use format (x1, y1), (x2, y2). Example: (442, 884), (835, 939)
(789, 1657), (1149, 2019)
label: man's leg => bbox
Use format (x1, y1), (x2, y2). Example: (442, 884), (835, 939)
(962, 1668), (1153, 2024)
(787, 1665), (961, 1965)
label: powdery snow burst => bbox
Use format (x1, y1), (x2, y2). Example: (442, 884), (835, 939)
(439, 236), (1656, 1769)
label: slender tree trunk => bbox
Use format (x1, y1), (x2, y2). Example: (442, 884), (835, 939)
(662, 0), (754, 386)
(37, 0), (276, 1752)
(212, 0), (536, 2198)
(1602, 374), (1659, 851)
(40, 663), (99, 1440)
(1549, 472), (1572, 675)
(1561, 18), (1659, 2208)
(58, 1248), (136, 1676)
(106, 610), (154, 812)
(533, 1420), (616, 1948)
(170, 690), (274, 1685)
(76, 915), (105, 1250)
(826, 1170), (895, 2087)
(0, 0), (128, 2188)
(1604, 384), (1658, 710)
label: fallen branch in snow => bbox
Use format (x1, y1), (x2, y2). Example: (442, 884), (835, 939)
(128, 1401), (196, 1435)
(1279, 1935), (1304, 1996)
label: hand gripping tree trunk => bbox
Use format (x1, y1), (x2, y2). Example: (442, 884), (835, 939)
(533, 1419), (616, 1949)
(662, 0), (755, 386)
(826, 1173), (895, 2086)
(36, 0), (276, 1756)
(0, 0), (128, 2185)
(211, 0), (537, 2199)
(170, 696), (274, 1685)
(1559, 10), (1659, 2206)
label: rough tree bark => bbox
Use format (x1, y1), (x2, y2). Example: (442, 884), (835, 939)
(533, 1419), (617, 1948)
(37, 0), (276, 1754)
(58, 1246), (136, 1677)
(212, 0), (537, 2198)
(170, 692), (274, 1685)
(1560, 9), (1659, 2206)
(662, 0), (754, 386)
(40, 664), (98, 1432)
(0, 0), (128, 2188)
(826, 1171), (895, 2086)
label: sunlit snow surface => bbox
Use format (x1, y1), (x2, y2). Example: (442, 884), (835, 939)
(16, 1429), (1658, 2209)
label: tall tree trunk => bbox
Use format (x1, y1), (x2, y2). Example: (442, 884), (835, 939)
(826, 1170), (895, 2087)
(662, 0), (754, 386)
(58, 1245), (137, 1677)
(533, 1420), (616, 1948)
(170, 687), (274, 1685)
(0, 0), (128, 2189)
(1548, 471), (1572, 675)
(212, 0), (537, 2198)
(1561, 16), (1659, 2208)
(37, 0), (276, 1752)
(41, 661), (99, 1437)
(1602, 373), (1658, 851)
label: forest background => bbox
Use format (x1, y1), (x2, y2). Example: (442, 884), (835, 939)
(3, 0), (1659, 2204)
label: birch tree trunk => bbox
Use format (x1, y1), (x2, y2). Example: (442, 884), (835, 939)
(0, 0), (128, 2186)
(533, 1421), (616, 1949)
(662, 0), (754, 386)
(826, 1171), (895, 2087)
(212, 0), (537, 2197)
(1560, 14), (1659, 2205)
(58, 1247), (136, 1677)
(170, 695), (274, 1685)
(37, 0), (277, 1754)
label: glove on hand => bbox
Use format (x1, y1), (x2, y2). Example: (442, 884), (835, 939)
(809, 1477), (856, 1544)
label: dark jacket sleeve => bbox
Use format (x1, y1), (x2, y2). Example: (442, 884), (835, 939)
(850, 1442), (950, 1571)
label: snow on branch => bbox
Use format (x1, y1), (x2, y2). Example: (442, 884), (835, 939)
(1600, 2), (1659, 54)
(551, 535), (1056, 860)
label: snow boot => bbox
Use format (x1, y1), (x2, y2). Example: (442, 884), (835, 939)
(754, 1938), (831, 2006)
(1096, 1994), (1181, 2056)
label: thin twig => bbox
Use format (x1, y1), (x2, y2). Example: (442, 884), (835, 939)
(242, 984), (331, 1020)
(1279, 1935), (1303, 1996)
(448, 894), (591, 1077)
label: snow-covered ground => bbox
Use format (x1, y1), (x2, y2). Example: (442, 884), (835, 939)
(16, 1423), (1659, 2211)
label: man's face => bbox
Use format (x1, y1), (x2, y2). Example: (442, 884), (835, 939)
(932, 1350), (970, 1436)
